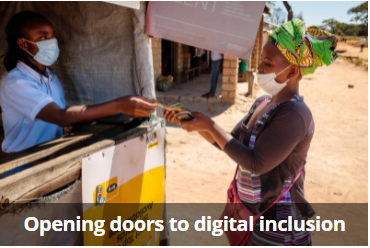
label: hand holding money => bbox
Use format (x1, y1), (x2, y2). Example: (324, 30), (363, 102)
(153, 99), (189, 125)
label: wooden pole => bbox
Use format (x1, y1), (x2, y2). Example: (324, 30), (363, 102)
(283, 1), (293, 21)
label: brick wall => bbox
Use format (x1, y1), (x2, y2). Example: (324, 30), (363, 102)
(183, 53), (191, 70)
(151, 37), (162, 82)
(249, 15), (264, 70)
(174, 43), (184, 80)
(182, 45), (191, 70)
(221, 55), (239, 104)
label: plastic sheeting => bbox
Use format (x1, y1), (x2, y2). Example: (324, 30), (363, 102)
(0, 2), (155, 107)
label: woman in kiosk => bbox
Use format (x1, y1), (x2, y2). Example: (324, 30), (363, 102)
(164, 19), (338, 245)
(0, 11), (157, 154)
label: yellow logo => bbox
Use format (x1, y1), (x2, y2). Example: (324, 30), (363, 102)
(94, 176), (119, 206)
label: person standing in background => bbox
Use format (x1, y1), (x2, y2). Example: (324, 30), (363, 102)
(202, 51), (222, 98)
(360, 37), (366, 52)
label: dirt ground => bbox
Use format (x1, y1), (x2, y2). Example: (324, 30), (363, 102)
(336, 41), (368, 60)
(160, 44), (368, 245)
(163, 52), (368, 204)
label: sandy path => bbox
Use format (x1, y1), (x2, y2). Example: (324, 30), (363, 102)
(337, 42), (368, 60)
(298, 59), (368, 203)
(164, 58), (368, 204)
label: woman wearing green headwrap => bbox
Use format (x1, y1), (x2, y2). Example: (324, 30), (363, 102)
(163, 19), (338, 246)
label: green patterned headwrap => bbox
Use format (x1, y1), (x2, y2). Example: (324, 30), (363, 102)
(269, 19), (338, 76)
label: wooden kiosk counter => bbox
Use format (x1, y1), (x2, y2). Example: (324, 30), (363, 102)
(0, 117), (168, 246)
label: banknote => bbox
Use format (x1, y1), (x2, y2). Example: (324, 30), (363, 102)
(152, 99), (187, 111)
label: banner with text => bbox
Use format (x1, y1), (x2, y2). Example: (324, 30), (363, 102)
(145, 1), (266, 59)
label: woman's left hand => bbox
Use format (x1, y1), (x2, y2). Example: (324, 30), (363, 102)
(181, 112), (214, 132)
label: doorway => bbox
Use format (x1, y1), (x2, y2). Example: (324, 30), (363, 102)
(161, 39), (174, 76)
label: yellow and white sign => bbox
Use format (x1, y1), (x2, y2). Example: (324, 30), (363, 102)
(82, 125), (165, 246)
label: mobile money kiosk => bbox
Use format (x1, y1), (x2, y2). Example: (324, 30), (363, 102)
(0, 2), (168, 245)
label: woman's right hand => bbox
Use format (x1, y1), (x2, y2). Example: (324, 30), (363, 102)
(163, 109), (182, 125)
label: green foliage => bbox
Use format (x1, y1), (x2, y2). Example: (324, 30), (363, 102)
(320, 18), (365, 36)
(322, 18), (340, 34)
(336, 23), (362, 36)
(347, 2), (368, 26)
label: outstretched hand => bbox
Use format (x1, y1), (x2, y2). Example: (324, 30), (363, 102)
(120, 96), (158, 117)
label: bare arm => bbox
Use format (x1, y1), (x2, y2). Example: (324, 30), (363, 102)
(37, 95), (157, 126)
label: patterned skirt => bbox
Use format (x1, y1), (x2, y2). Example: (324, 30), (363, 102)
(237, 166), (313, 246)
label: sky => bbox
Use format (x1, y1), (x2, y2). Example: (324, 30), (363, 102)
(266, 1), (365, 27)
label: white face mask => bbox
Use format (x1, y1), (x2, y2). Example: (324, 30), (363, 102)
(23, 38), (60, 66)
(257, 64), (292, 96)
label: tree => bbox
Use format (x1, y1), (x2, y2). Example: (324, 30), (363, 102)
(318, 25), (328, 32)
(294, 11), (304, 21)
(266, 1), (275, 8)
(271, 7), (286, 25)
(348, 2), (368, 36)
(322, 18), (340, 34)
(319, 21), (363, 36)
(263, 2), (274, 23)
(348, 2), (368, 26)
(320, 20), (363, 36)
(340, 24), (362, 36)
(282, 1), (293, 21)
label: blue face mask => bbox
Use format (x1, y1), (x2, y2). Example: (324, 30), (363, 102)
(23, 38), (60, 66)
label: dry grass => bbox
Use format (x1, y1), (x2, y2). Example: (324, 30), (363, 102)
(342, 36), (368, 48)
(338, 56), (367, 70)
